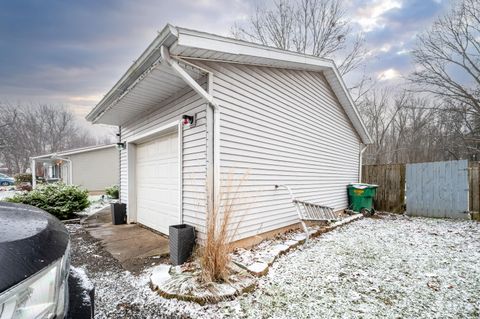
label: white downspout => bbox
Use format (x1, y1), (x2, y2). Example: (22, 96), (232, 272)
(67, 159), (73, 185)
(358, 144), (368, 183)
(160, 46), (221, 206)
(31, 158), (36, 188)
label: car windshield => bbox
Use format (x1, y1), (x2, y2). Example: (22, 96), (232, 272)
(0, 173), (8, 178)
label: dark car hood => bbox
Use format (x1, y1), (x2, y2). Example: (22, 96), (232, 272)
(0, 202), (69, 292)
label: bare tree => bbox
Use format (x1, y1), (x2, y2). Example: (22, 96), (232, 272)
(410, 0), (479, 111)
(0, 103), (108, 174)
(358, 85), (477, 165)
(408, 0), (480, 161)
(232, 0), (365, 75)
(358, 88), (406, 164)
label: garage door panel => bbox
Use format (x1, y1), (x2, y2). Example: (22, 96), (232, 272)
(136, 131), (179, 235)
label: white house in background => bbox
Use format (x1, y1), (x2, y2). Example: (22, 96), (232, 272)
(86, 24), (372, 245)
(31, 144), (119, 193)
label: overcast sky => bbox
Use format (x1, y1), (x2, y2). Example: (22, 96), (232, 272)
(0, 0), (450, 132)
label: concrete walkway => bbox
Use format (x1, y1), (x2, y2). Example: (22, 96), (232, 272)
(83, 207), (169, 270)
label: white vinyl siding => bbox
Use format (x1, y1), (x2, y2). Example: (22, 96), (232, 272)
(201, 61), (361, 240)
(69, 147), (119, 192)
(120, 85), (208, 235)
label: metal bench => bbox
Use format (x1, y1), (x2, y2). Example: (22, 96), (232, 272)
(275, 184), (338, 243)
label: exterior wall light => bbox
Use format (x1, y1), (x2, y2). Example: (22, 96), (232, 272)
(116, 131), (126, 151)
(182, 114), (196, 128)
(116, 142), (126, 151)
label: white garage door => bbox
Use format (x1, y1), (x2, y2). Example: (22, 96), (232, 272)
(136, 131), (179, 234)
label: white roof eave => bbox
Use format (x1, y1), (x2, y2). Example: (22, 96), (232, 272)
(86, 24), (372, 144)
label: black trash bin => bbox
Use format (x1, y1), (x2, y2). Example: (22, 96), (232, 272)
(169, 224), (195, 266)
(111, 203), (126, 225)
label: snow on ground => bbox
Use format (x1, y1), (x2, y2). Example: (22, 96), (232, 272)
(228, 214), (480, 319)
(68, 214), (480, 318)
(0, 188), (19, 200)
(75, 195), (116, 217)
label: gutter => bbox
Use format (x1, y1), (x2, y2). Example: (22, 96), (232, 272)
(160, 46), (221, 207)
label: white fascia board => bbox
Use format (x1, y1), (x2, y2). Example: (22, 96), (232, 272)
(175, 28), (332, 70)
(30, 154), (55, 160)
(59, 144), (116, 156)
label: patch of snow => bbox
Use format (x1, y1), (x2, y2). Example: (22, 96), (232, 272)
(247, 262), (268, 275)
(70, 266), (94, 306)
(150, 264), (171, 289)
(75, 196), (117, 217)
(0, 190), (19, 200)
(70, 266), (94, 291)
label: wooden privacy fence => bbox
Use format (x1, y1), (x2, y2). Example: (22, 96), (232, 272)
(363, 161), (480, 216)
(469, 162), (480, 213)
(362, 164), (405, 212)
(406, 160), (469, 219)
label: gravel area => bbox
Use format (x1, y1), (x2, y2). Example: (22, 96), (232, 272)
(67, 214), (480, 318)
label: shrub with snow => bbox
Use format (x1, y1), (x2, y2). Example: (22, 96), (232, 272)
(5, 182), (89, 219)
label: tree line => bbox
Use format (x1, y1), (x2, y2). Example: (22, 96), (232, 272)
(233, 0), (480, 164)
(0, 103), (112, 174)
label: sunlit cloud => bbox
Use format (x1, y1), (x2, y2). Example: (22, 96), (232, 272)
(378, 68), (401, 81)
(380, 44), (392, 52)
(396, 48), (410, 55)
(68, 95), (102, 103)
(354, 0), (403, 32)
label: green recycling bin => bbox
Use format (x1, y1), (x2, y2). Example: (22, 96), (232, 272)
(347, 183), (378, 215)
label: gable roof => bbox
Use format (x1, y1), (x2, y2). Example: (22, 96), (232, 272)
(86, 24), (372, 144)
(31, 144), (116, 160)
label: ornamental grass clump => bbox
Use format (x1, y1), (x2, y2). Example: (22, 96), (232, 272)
(200, 175), (247, 283)
(5, 182), (89, 220)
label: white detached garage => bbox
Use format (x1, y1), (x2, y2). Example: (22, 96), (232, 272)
(86, 24), (372, 244)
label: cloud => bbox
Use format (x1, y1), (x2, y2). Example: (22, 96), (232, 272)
(378, 68), (401, 81)
(0, 0), (253, 135)
(349, 0), (450, 84)
(353, 0), (402, 32)
(0, 0), (451, 128)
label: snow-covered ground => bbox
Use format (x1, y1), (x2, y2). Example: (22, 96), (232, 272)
(69, 214), (480, 318)
(75, 195), (116, 218)
(0, 189), (19, 200)
(230, 214), (480, 318)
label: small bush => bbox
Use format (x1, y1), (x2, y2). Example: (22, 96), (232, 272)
(17, 183), (32, 192)
(14, 173), (32, 185)
(105, 185), (119, 199)
(5, 183), (90, 220)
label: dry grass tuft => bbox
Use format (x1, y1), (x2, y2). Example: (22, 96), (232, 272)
(200, 174), (247, 283)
